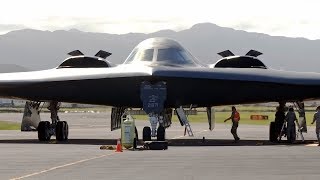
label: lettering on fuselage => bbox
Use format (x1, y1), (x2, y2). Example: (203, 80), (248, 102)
(140, 81), (167, 114)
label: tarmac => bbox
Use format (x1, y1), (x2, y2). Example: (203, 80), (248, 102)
(0, 112), (320, 180)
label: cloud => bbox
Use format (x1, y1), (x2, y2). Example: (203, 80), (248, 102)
(25, 16), (191, 34)
(0, 24), (26, 32)
(233, 23), (257, 31)
(2, 0), (320, 39)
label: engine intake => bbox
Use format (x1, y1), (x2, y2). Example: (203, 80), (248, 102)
(58, 50), (113, 68)
(211, 50), (267, 69)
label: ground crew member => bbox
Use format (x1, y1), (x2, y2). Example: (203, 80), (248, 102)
(311, 106), (320, 146)
(275, 106), (286, 137)
(284, 107), (297, 143)
(224, 106), (240, 142)
(298, 102), (307, 133)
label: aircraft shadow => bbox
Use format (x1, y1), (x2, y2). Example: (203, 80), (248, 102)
(0, 138), (315, 146)
(167, 139), (314, 146)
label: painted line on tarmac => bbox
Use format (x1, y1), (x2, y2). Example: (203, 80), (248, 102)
(10, 152), (116, 180)
(172, 130), (209, 139)
(305, 143), (319, 147)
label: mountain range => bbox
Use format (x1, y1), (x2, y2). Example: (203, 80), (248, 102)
(0, 23), (319, 72)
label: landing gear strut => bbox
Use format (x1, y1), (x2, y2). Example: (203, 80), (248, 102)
(143, 113), (166, 141)
(37, 101), (69, 141)
(140, 81), (168, 149)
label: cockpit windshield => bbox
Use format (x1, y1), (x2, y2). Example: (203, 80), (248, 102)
(124, 38), (202, 67)
(125, 48), (154, 63)
(157, 48), (194, 64)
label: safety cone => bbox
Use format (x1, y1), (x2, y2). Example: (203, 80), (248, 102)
(115, 138), (123, 152)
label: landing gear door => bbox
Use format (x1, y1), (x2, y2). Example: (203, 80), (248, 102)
(140, 81), (167, 115)
(206, 107), (215, 131)
(21, 101), (41, 131)
(161, 108), (173, 128)
(111, 107), (125, 131)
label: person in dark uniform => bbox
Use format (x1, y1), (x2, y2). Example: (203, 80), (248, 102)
(311, 106), (320, 146)
(275, 106), (286, 138)
(285, 107), (297, 143)
(224, 106), (240, 142)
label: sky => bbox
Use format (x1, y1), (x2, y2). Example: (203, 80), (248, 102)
(1, 0), (320, 39)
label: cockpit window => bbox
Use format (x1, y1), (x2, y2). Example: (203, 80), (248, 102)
(124, 48), (138, 63)
(125, 49), (154, 63)
(123, 38), (203, 67)
(157, 48), (193, 64)
(138, 49), (154, 61)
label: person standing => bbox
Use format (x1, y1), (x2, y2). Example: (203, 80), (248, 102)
(284, 107), (297, 143)
(297, 102), (307, 133)
(311, 106), (320, 146)
(275, 106), (286, 137)
(224, 106), (240, 142)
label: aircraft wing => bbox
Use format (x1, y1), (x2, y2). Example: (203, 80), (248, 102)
(0, 65), (152, 106)
(0, 65), (320, 108)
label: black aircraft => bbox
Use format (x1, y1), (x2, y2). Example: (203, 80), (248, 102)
(0, 37), (318, 142)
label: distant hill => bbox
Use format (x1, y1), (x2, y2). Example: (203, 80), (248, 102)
(0, 23), (319, 72)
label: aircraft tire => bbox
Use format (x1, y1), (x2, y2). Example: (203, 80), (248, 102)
(62, 121), (69, 140)
(157, 126), (165, 141)
(56, 121), (68, 141)
(135, 126), (138, 140)
(269, 122), (277, 142)
(133, 138), (137, 149)
(56, 121), (63, 141)
(143, 126), (151, 141)
(38, 121), (51, 141)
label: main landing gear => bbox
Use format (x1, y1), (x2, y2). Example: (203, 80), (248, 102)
(37, 101), (69, 141)
(142, 113), (166, 142)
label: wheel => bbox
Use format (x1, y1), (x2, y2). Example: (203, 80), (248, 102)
(62, 121), (69, 140)
(38, 121), (51, 141)
(143, 126), (151, 141)
(56, 121), (63, 141)
(133, 138), (137, 149)
(64, 121), (69, 140)
(157, 126), (165, 141)
(56, 121), (68, 141)
(135, 126), (138, 140)
(269, 122), (277, 142)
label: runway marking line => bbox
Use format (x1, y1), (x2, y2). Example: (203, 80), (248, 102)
(10, 129), (209, 179)
(305, 143), (319, 147)
(172, 129), (208, 139)
(10, 152), (116, 180)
